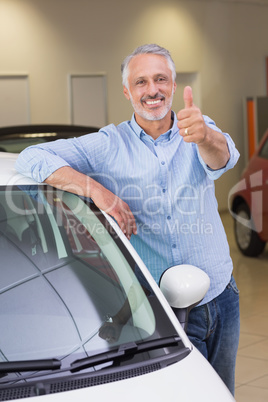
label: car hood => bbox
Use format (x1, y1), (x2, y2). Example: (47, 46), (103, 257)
(3, 348), (234, 402)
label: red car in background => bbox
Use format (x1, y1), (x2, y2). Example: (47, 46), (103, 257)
(229, 129), (268, 256)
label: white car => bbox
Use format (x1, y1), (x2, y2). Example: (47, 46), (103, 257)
(0, 153), (235, 402)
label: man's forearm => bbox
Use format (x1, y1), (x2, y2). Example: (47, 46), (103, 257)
(44, 166), (93, 197)
(197, 127), (230, 170)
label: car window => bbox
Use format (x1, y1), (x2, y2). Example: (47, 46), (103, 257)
(0, 138), (48, 153)
(0, 185), (184, 381)
(259, 136), (268, 160)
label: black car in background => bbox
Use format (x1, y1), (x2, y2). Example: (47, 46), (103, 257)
(0, 124), (99, 153)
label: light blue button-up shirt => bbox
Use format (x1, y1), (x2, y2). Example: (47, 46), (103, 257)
(15, 113), (240, 304)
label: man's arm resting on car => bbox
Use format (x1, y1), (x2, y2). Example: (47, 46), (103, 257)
(44, 166), (137, 239)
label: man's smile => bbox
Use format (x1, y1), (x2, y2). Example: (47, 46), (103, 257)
(141, 94), (165, 108)
(145, 99), (162, 106)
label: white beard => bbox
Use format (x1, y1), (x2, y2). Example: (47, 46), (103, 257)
(129, 93), (174, 121)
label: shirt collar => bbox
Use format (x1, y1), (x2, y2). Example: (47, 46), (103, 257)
(130, 112), (179, 142)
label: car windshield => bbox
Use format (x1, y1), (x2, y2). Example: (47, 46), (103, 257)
(0, 185), (184, 383)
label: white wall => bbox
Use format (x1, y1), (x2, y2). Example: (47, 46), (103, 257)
(1, 0), (268, 209)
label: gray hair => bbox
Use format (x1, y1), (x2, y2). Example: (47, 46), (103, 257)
(121, 44), (176, 88)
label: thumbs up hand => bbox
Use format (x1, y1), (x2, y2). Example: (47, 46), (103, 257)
(177, 86), (207, 144)
(177, 86), (231, 170)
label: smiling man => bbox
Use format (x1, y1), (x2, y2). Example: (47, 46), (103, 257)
(16, 44), (240, 395)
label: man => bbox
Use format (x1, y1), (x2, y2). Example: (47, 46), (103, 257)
(16, 44), (240, 395)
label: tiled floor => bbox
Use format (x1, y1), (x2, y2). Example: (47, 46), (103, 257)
(221, 212), (268, 402)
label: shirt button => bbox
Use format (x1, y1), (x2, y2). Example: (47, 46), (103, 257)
(154, 143), (158, 146)
(161, 161), (165, 165)
(167, 216), (171, 220)
(172, 244), (177, 249)
(162, 189), (166, 193)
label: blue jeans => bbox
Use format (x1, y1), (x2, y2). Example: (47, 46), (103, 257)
(186, 275), (240, 396)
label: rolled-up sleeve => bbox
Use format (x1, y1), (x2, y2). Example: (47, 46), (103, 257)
(15, 145), (71, 182)
(196, 115), (240, 180)
(15, 130), (110, 183)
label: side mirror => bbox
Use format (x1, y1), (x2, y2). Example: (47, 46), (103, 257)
(159, 264), (210, 329)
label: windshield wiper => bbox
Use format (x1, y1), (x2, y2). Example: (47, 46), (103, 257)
(0, 359), (61, 374)
(0, 336), (187, 384)
(70, 335), (183, 373)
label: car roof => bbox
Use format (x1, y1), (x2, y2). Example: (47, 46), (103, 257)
(0, 152), (36, 186)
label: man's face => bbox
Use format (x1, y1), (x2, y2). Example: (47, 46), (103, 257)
(123, 54), (176, 123)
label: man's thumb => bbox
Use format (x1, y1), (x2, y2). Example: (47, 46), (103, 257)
(183, 86), (193, 108)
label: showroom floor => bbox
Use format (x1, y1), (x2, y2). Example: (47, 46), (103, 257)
(220, 212), (268, 402)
